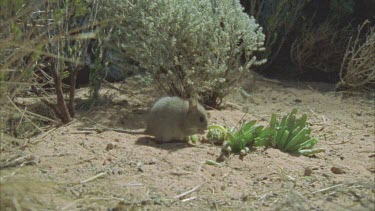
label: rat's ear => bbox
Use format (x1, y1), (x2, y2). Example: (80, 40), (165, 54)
(188, 98), (198, 112)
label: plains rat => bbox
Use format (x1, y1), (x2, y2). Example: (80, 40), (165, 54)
(123, 96), (208, 143)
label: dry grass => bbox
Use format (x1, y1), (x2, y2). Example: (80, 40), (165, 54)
(290, 17), (351, 73)
(0, 1), (56, 140)
(337, 20), (375, 91)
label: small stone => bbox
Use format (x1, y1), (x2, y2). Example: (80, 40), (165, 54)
(147, 159), (156, 165)
(304, 167), (313, 176)
(106, 143), (116, 151)
(331, 167), (345, 174)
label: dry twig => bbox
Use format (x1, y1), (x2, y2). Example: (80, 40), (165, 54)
(174, 183), (204, 199)
(80, 172), (108, 184)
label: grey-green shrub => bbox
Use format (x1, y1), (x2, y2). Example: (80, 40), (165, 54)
(111, 0), (266, 106)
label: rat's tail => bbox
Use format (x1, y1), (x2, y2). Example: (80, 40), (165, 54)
(76, 127), (146, 134)
(112, 128), (146, 134)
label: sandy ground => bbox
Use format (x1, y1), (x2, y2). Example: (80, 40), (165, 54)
(1, 77), (374, 210)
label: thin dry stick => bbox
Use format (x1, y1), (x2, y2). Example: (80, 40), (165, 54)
(59, 196), (125, 211)
(34, 126), (59, 141)
(181, 196), (197, 202)
(68, 131), (94, 135)
(174, 183), (204, 199)
(103, 79), (145, 103)
(312, 184), (344, 194)
(307, 106), (319, 119)
(59, 198), (85, 211)
(17, 105), (58, 123)
(12, 198), (22, 211)
(7, 96), (44, 133)
(29, 116), (77, 145)
(277, 166), (296, 182)
(126, 180), (143, 187)
(80, 172), (108, 184)
(76, 127), (144, 134)
(80, 117), (103, 127)
(15, 107), (27, 131)
(0, 168), (22, 183)
(0, 155), (36, 169)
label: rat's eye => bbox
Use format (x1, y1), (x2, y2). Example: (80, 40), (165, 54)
(199, 116), (205, 123)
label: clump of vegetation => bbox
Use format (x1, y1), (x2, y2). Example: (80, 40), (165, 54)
(1, 0), (106, 143)
(268, 108), (323, 155)
(1, 0), (101, 126)
(223, 120), (270, 155)
(290, 18), (352, 73)
(207, 109), (324, 156)
(337, 21), (375, 91)
(290, 0), (355, 74)
(113, 0), (266, 107)
(242, 0), (375, 92)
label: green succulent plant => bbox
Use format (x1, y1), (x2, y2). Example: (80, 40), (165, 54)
(269, 108), (323, 155)
(206, 108), (324, 156)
